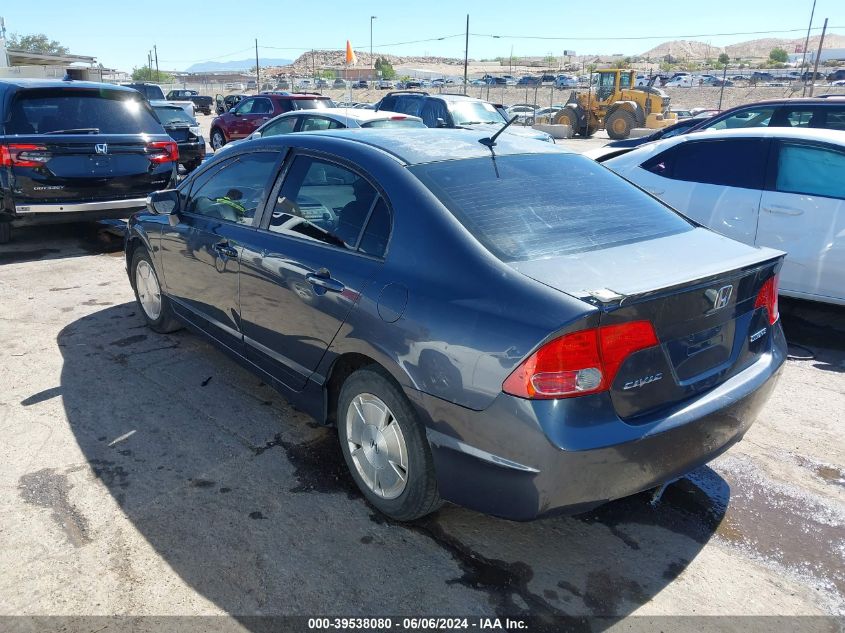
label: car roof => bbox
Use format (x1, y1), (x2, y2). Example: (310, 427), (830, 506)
(0, 78), (140, 93)
(275, 107), (420, 123)
(244, 128), (570, 166)
(686, 126), (845, 143)
(714, 96), (845, 111)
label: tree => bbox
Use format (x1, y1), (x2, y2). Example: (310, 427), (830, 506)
(769, 48), (788, 63)
(374, 56), (396, 80)
(7, 32), (69, 55)
(718, 53), (730, 65)
(131, 66), (174, 83)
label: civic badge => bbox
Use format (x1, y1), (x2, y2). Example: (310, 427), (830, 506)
(95, 143), (108, 155)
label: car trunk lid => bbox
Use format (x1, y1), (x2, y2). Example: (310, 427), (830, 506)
(511, 229), (784, 420)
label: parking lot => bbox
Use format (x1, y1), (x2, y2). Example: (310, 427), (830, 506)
(1, 126), (843, 630)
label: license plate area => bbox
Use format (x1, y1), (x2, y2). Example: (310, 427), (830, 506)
(665, 321), (735, 382)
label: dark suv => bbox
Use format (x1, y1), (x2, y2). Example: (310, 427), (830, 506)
(0, 79), (177, 244)
(209, 93), (334, 149)
(374, 91), (553, 142)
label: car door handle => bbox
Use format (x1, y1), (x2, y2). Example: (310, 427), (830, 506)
(763, 205), (804, 216)
(213, 241), (238, 258)
(305, 269), (345, 293)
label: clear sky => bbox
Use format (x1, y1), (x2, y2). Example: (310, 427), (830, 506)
(2, 0), (843, 72)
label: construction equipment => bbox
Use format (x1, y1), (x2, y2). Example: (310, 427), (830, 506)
(553, 69), (677, 139)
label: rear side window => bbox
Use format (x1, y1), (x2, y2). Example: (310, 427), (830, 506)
(775, 143), (845, 200)
(291, 99), (333, 110)
(642, 139), (767, 189)
(410, 153), (692, 262)
(6, 88), (164, 135)
(261, 117), (297, 137)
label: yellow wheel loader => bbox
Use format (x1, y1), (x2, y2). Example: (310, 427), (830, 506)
(553, 69), (677, 139)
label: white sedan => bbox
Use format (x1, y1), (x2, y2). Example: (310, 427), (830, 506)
(600, 127), (845, 305)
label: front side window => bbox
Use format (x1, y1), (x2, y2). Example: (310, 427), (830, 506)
(186, 152), (278, 224)
(775, 143), (845, 200)
(250, 98), (273, 114)
(411, 153), (691, 262)
(420, 100), (451, 127)
(706, 107), (775, 130)
(642, 139), (767, 189)
(260, 116), (297, 137)
(231, 99), (254, 115)
(269, 155), (388, 256)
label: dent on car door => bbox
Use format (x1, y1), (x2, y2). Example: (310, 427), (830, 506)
(239, 153), (392, 390)
(757, 141), (845, 302)
(636, 138), (768, 244)
(158, 151), (281, 349)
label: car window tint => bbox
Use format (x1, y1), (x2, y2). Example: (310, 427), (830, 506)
(775, 143), (845, 200)
(232, 99), (253, 115)
(269, 156), (379, 251)
(358, 198), (390, 257)
(706, 107), (775, 130)
(300, 116), (342, 131)
(642, 139), (767, 189)
(251, 98), (273, 114)
(420, 100), (450, 127)
(186, 152), (278, 224)
(819, 109), (845, 131)
(785, 110), (814, 127)
(261, 117), (297, 137)
(411, 153), (692, 262)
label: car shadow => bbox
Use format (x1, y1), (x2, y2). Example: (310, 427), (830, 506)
(780, 297), (845, 373)
(56, 303), (730, 625)
(0, 221), (125, 265)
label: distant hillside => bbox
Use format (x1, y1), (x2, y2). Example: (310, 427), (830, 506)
(641, 33), (845, 60)
(185, 57), (292, 73)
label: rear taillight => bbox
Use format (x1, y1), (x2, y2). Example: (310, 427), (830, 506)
(503, 320), (659, 399)
(754, 274), (780, 325)
(0, 144), (50, 168)
(147, 141), (179, 164)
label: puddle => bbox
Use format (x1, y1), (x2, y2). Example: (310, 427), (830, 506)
(18, 469), (91, 547)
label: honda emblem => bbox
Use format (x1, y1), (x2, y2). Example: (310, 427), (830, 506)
(713, 285), (733, 310)
(95, 143), (108, 155)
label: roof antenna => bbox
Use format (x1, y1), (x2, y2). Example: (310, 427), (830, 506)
(478, 114), (518, 149)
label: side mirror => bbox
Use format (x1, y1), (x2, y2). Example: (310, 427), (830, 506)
(251, 131), (262, 139)
(147, 189), (180, 216)
(435, 117), (448, 128)
(232, 111), (241, 116)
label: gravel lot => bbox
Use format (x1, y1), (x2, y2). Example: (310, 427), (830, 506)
(0, 136), (843, 631)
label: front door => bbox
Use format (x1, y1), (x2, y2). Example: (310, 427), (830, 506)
(159, 151), (281, 351)
(239, 152), (392, 390)
(757, 140), (845, 303)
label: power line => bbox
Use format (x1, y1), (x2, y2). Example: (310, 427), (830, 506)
(470, 25), (843, 41)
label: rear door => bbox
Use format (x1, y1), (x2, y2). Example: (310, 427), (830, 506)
(159, 151), (281, 351)
(239, 152), (391, 390)
(4, 87), (174, 205)
(757, 139), (845, 303)
(635, 137), (769, 244)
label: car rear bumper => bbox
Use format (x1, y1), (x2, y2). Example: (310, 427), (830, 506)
(409, 323), (787, 521)
(176, 140), (206, 166)
(6, 197), (147, 226)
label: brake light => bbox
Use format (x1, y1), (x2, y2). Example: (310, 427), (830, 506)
(0, 144), (50, 168)
(502, 321), (659, 399)
(389, 116), (407, 120)
(147, 141), (179, 164)
(754, 274), (780, 325)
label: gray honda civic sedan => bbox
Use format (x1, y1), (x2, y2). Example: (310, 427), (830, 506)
(125, 128), (786, 521)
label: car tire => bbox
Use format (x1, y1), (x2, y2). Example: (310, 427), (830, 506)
(130, 248), (181, 334)
(338, 366), (442, 521)
(210, 128), (226, 150)
(0, 222), (10, 244)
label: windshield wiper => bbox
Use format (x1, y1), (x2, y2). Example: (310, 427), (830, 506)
(42, 128), (100, 135)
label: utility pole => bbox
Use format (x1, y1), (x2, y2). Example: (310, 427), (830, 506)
(808, 17), (827, 97)
(800, 0), (817, 96)
(463, 14), (469, 94)
(255, 38), (260, 89)
(718, 61), (728, 110)
(154, 45), (159, 81)
(370, 15), (377, 76)
(148, 50), (152, 80)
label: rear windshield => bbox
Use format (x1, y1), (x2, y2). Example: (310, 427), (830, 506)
(410, 153), (692, 262)
(361, 118), (426, 128)
(154, 106), (195, 125)
(127, 84), (165, 100)
(291, 99), (334, 110)
(6, 88), (164, 135)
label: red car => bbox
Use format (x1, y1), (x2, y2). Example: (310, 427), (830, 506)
(209, 93), (333, 150)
